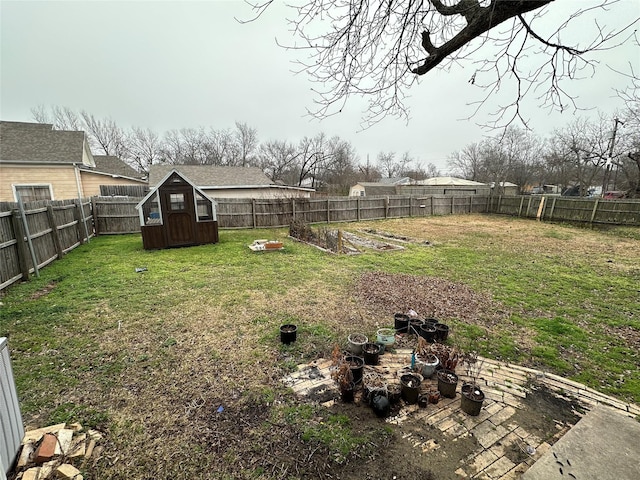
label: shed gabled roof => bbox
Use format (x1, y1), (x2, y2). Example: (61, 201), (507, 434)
(135, 169), (216, 210)
(0, 120), (94, 166)
(90, 155), (145, 179)
(148, 165), (273, 187)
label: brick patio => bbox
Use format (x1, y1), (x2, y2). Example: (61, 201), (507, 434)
(283, 347), (640, 479)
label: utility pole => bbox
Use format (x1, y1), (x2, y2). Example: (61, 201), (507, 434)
(601, 117), (624, 196)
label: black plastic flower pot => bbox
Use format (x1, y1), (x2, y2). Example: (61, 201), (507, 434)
(340, 384), (355, 402)
(394, 313), (410, 333)
(345, 355), (365, 384)
(460, 383), (485, 416)
(279, 324), (297, 344)
(408, 319), (424, 336)
(362, 342), (381, 366)
(434, 323), (449, 342)
(400, 373), (422, 404)
(437, 369), (458, 398)
(419, 323), (437, 343)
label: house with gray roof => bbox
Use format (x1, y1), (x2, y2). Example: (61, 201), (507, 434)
(348, 182), (399, 197)
(148, 165), (314, 199)
(0, 121), (146, 202)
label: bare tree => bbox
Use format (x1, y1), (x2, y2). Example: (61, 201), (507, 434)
(250, 0), (637, 127)
(80, 111), (129, 158)
(128, 127), (163, 175)
(358, 155), (381, 182)
(377, 152), (398, 178)
(258, 139), (300, 182)
(549, 114), (615, 195)
(31, 105), (83, 130)
(233, 121), (259, 167)
(448, 142), (484, 181)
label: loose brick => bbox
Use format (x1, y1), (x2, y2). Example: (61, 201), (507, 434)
(34, 433), (58, 463)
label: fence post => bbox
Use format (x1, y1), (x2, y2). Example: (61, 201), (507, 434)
(384, 197), (389, 219)
(517, 197), (524, 217)
(76, 198), (91, 243)
(409, 196), (413, 217)
(536, 196), (546, 221)
(468, 196), (472, 214)
(497, 195), (503, 213)
(357, 197), (361, 222)
(252, 199), (257, 228)
(549, 197), (557, 220)
(451, 196), (455, 214)
(486, 195), (491, 213)
(11, 210), (31, 281)
(590, 199), (600, 225)
(46, 205), (64, 259)
(92, 198), (100, 235)
(327, 198), (331, 223)
(291, 198), (296, 222)
(430, 196), (434, 216)
(73, 200), (86, 245)
(525, 197), (532, 217)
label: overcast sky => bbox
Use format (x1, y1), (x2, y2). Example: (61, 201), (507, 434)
(1, 0), (639, 172)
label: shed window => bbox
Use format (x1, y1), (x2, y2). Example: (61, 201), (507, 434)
(14, 185), (52, 202)
(195, 192), (212, 220)
(169, 193), (185, 211)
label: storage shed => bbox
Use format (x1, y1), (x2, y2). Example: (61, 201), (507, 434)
(135, 169), (218, 250)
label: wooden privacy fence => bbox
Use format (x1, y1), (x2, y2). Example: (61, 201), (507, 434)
(490, 195), (640, 225)
(217, 195), (489, 228)
(0, 199), (93, 291)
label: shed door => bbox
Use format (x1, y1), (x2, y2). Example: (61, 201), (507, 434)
(160, 186), (196, 247)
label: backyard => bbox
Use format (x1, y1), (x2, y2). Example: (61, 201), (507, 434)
(1, 214), (639, 479)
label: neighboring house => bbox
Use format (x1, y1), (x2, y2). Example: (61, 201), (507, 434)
(349, 182), (398, 197)
(405, 176), (491, 196)
(0, 121), (147, 202)
(148, 165), (314, 198)
(490, 181), (519, 196)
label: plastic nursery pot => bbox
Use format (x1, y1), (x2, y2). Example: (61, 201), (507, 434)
(416, 353), (439, 378)
(371, 392), (391, 418)
(408, 319), (424, 336)
(434, 323), (450, 342)
(376, 328), (396, 346)
(362, 342), (381, 366)
(419, 323), (437, 343)
(348, 333), (368, 355)
(437, 369), (459, 398)
(394, 313), (410, 333)
(460, 383), (486, 416)
(344, 355), (365, 384)
(340, 383), (355, 403)
(400, 373), (422, 405)
(279, 324), (297, 345)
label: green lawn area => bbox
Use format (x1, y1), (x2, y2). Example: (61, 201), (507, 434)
(1, 214), (638, 479)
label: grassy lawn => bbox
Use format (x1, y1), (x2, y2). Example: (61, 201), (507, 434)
(1, 214), (638, 479)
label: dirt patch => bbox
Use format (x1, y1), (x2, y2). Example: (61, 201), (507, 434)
(354, 271), (507, 327)
(28, 281), (57, 300)
(511, 383), (585, 445)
